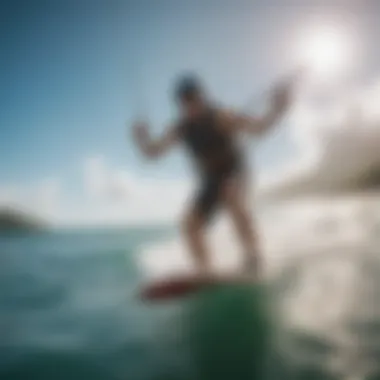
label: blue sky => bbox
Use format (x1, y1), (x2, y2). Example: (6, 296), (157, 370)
(1, 0), (379, 224)
(0, 1), (299, 181)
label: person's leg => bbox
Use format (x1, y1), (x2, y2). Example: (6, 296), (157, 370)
(182, 207), (210, 274)
(222, 174), (262, 276)
(182, 177), (220, 275)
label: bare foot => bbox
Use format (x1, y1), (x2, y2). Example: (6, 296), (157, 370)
(243, 254), (262, 281)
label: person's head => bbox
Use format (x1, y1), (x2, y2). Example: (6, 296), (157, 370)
(174, 74), (207, 118)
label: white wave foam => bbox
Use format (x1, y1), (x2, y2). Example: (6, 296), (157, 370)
(262, 78), (380, 199)
(136, 194), (380, 281)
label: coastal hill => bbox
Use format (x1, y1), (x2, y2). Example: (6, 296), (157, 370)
(0, 208), (45, 233)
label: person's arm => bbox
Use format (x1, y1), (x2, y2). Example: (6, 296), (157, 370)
(132, 121), (180, 159)
(221, 80), (293, 137)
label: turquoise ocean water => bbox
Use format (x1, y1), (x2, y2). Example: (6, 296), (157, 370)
(1, 222), (380, 380)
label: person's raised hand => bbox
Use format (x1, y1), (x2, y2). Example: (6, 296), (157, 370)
(131, 119), (149, 143)
(271, 79), (293, 114)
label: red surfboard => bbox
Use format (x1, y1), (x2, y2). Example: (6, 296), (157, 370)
(139, 273), (254, 301)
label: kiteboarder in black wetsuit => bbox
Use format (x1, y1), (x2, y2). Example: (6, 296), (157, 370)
(132, 74), (292, 278)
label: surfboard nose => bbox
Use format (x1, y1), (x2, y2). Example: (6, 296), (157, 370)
(139, 276), (209, 301)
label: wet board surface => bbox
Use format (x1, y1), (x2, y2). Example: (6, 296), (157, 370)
(139, 273), (256, 301)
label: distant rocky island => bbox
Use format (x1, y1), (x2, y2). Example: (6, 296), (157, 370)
(0, 208), (45, 233)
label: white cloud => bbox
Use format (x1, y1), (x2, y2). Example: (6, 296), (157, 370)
(0, 155), (191, 226)
(83, 155), (138, 200)
(77, 155), (192, 225)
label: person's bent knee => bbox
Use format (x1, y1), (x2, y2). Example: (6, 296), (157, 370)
(229, 202), (251, 222)
(231, 207), (256, 236)
(182, 210), (202, 237)
(239, 207), (253, 225)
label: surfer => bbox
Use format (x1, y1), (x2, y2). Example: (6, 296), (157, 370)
(132, 74), (292, 278)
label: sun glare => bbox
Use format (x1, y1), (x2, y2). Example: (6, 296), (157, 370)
(295, 25), (352, 79)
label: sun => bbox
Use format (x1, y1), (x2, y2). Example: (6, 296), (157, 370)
(295, 25), (352, 79)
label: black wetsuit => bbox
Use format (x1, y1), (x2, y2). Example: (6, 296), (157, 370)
(178, 107), (245, 222)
